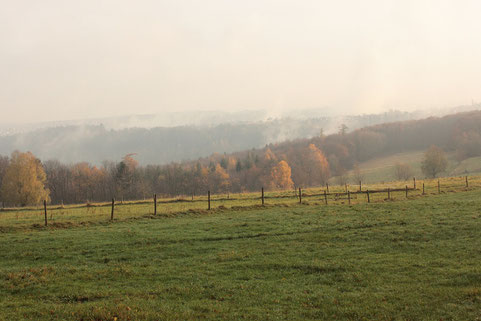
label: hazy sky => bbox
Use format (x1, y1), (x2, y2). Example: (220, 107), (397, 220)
(1, 0), (481, 124)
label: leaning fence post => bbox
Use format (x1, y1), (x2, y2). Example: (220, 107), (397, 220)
(261, 187), (264, 205)
(208, 191), (211, 210)
(299, 188), (302, 204)
(324, 190), (328, 205)
(110, 198), (115, 221)
(154, 194), (157, 215)
(367, 190), (370, 203)
(44, 200), (48, 226)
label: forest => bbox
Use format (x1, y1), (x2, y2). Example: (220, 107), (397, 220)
(0, 110), (480, 206)
(0, 110), (419, 165)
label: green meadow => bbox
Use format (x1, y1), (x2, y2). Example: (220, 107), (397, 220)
(1, 177), (481, 320)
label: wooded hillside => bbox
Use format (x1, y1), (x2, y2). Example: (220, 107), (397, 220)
(0, 110), (480, 205)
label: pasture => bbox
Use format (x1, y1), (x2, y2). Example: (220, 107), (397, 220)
(1, 177), (481, 320)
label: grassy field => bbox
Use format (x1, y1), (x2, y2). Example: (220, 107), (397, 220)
(341, 151), (481, 184)
(1, 178), (481, 320)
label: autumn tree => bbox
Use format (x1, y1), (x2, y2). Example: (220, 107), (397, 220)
(43, 160), (71, 204)
(115, 154), (139, 200)
(209, 164), (230, 193)
(268, 160), (294, 190)
(305, 144), (330, 186)
(0, 151), (50, 206)
(192, 162), (209, 195)
(421, 145), (447, 178)
(0, 155), (9, 203)
(393, 163), (413, 181)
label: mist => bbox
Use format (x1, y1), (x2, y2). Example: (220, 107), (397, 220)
(2, 0), (481, 124)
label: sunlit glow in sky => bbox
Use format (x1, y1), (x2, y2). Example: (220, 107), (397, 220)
(1, 0), (481, 123)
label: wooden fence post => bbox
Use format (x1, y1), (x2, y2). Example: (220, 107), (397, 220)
(345, 184), (348, 193)
(324, 190), (328, 205)
(387, 188), (391, 200)
(299, 188), (302, 204)
(348, 191), (351, 205)
(405, 185), (408, 198)
(208, 191), (211, 210)
(359, 181), (362, 192)
(111, 198), (115, 221)
(44, 200), (48, 226)
(438, 179), (441, 194)
(423, 183), (425, 195)
(261, 187), (264, 205)
(367, 190), (370, 203)
(466, 176), (469, 188)
(154, 194), (157, 215)
(326, 183), (329, 193)
(413, 177), (416, 189)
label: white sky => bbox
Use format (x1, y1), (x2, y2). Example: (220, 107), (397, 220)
(1, 0), (481, 124)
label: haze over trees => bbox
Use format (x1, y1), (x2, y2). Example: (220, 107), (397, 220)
(0, 111), (428, 165)
(0, 110), (480, 205)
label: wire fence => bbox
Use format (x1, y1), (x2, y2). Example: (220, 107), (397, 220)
(0, 175), (477, 230)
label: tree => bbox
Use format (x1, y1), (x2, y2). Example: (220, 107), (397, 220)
(44, 159), (71, 204)
(352, 163), (364, 183)
(220, 157), (228, 169)
(421, 145), (447, 178)
(305, 144), (330, 186)
(393, 163), (413, 181)
(0, 155), (9, 202)
(235, 159), (242, 172)
(0, 151), (50, 206)
(268, 160), (294, 190)
(338, 124), (348, 135)
(115, 154), (139, 200)
(209, 164), (230, 193)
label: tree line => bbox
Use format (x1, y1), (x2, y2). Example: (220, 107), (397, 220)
(0, 110), (479, 206)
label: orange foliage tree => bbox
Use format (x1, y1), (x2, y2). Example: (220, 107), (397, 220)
(268, 160), (294, 190)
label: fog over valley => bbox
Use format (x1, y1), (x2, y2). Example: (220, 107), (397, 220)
(1, 107), (475, 165)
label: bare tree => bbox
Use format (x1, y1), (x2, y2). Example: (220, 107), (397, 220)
(393, 163), (414, 181)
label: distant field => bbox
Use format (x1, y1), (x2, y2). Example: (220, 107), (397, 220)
(1, 177), (481, 320)
(340, 151), (481, 184)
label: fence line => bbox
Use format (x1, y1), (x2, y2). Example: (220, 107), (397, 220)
(3, 176), (475, 226)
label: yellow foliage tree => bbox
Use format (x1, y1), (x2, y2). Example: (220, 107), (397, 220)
(263, 148), (277, 162)
(305, 144), (330, 186)
(268, 160), (294, 190)
(209, 164), (230, 193)
(0, 151), (50, 206)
